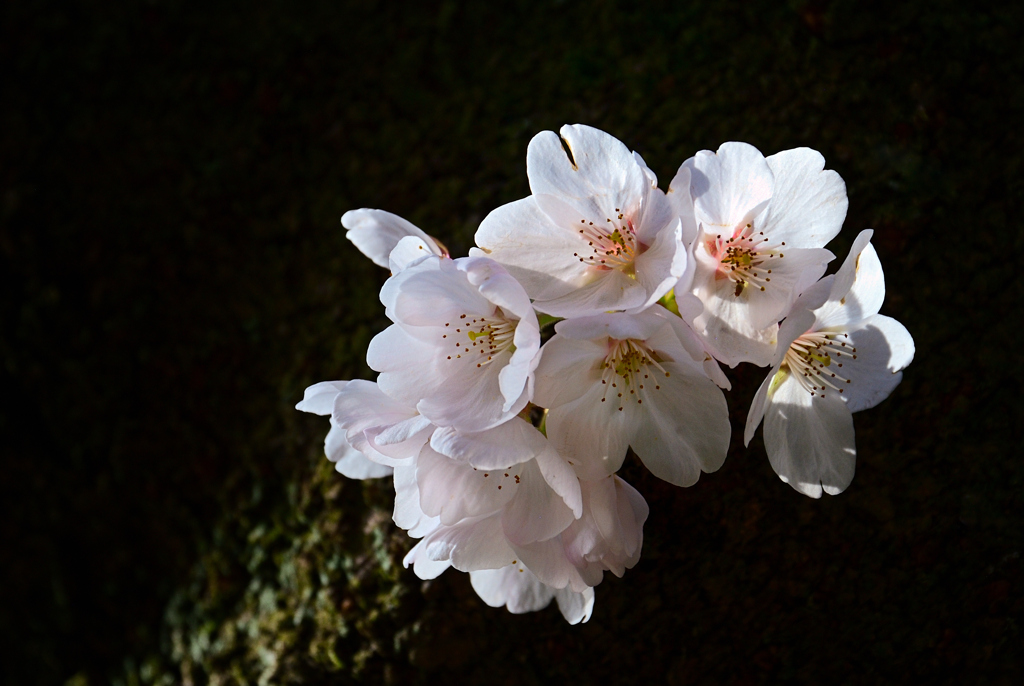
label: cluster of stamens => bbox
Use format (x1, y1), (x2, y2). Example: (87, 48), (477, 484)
(442, 309), (516, 367)
(573, 209), (640, 272)
(599, 339), (670, 411)
(471, 466), (522, 491)
(782, 331), (857, 398)
(708, 225), (785, 296)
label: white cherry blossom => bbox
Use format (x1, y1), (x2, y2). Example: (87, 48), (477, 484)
(342, 208), (446, 268)
(401, 449), (575, 577)
(744, 229), (915, 498)
(295, 381), (393, 479)
(474, 124), (687, 317)
(534, 306), (730, 487)
(671, 144), (844, 367)
(512, 475), (649, 592)
(469, 564), (595, 624)
(367, 254), (541, 433)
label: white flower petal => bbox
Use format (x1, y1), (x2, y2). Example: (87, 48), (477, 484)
(761, 148), (848, 248)
(533, 267), (647, 318)
(744, 370), (776, 448)
(423, 514), (518, 572)
(389, 235), (439, 274)
(474, 196), (590, 302)
(761, 150), (847, 249)
(364, 414), (433, 462)
(693, 304), (779, 368)
(837, 314), (915, 413)
(403, 538), (452, 580)
(512, 535), (592, 593)
(816, 235), (886, 329)
(330, 428), (394, 479)
(502, 459), (575, 546)
(393, 463), (437, 537)
(469, 565), (557, 614)
(527, 125), (647, 226)
(631, 218), (687, 313)
(628, 359), (730, 486)
(545, 383), (633, 480)
(342, 208), (439, 268)
(686, 142), (773, 229)
(416, 445), (518, 525)
(555, 585), (595, 624)
(296, 380), (348, 415)
(533, 335), (605, 409)
(429, 417), (547, 469)
(633, 150), (658, 190)
(534, 443), (584, 518)
(391, 258), (493, 327)
(667, 162), (700, 248)
(763, 373), (856, 498)
(561, 476), (648, 581)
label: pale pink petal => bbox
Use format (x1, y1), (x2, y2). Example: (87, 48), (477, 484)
(532, 267), (647, 318)
(628, 359), (730, 486)
(416, 445), (518, 525)
(474, 196), (590, 301)
(295, 380), (348, 416)
(502, 459), (575, 546)
(835, 314), (915, 413)
(762, 148), (847, 248)
(325, 425), (394, 479)
(667, 162), (700, 247)
(527, 125), (647, 226)
(363, 414), (433, 462)
(533, 443), (584, 518)
(429, 417), (548, 469)
(532, 336), (605, 410)
(422, 514), (518, 572)
(544, 382), (634, 480)
(512, 536), (592, 593)
(686, 142), (773, 229)
(389, 235), (438, 274)
(763, 373), (857, 498)
(555, 585), (595, 624)
(815, 234), (886, 329)
(631, 218), (687, 313)
(403, 538), (451, 580)
(469, 565), (556, 614)
(393, 463), (436, 536)
(633, 150), (658, 190)
(342, 208), (439, 268)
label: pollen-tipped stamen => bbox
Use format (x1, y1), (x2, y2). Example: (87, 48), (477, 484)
(782, 331), (856, 398)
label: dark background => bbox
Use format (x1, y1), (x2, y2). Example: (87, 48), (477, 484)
(2, 0), (1021, 683)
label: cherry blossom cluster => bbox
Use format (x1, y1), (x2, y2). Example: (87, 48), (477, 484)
(298, 125), (914, 623)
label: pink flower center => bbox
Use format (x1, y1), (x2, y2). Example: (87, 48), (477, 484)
(705, 224), (786, 296)
(573, 211), (644, 274)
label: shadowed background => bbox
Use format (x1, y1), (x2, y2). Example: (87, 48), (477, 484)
(1, 0), (1021, 683)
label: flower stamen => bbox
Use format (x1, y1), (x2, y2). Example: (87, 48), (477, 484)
(599, 339), (668, 410)
(707, 227), (785, 296)
(781, 331), (856, 398)
(443, 308), (517, 367)
(575, 218), (642, 273)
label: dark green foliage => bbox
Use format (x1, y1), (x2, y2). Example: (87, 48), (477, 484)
(1, 0), (1021, 683)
